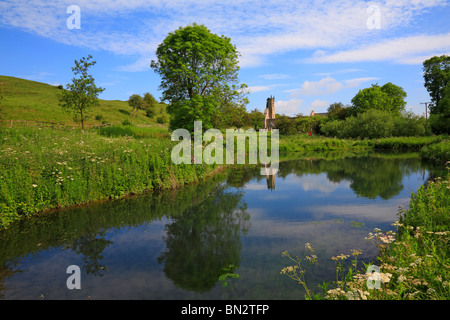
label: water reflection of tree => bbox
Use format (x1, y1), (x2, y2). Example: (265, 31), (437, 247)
(158, 185), (249, 293)
(69, 231), (112, 277)
(277, 156), (425, 199)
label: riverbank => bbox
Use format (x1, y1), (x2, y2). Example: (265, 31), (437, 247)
(1, 126), (448, 229)
(279, 134), (449, 163)
(315, 169), (449, 300)
(0, 126), (221, 229)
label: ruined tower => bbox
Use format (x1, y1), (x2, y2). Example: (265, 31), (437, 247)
(264, 96), (276, 130)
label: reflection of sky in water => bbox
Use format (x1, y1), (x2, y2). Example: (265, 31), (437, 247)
(0, 158), (436, 300)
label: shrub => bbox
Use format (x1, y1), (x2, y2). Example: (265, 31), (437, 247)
(392, 111), (428, 137)
(156, 114), (169, 124)
(122, 118), (132, 126)
(321, 109), (430, 139)
(145, 107), (156, 118)
(420, 140), (450, 164)
(276, 115), (297, 135)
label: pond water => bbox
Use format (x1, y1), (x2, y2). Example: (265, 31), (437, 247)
(0, 153), (442, 300)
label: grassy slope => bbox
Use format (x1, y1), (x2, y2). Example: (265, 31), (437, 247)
(0, 75), (166, 126)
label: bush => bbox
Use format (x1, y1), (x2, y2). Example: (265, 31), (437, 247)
(420, 140), (450, 164)
(276, 116), (297, 135)
(156, 114), (169, 124)
(145, 107), (156, 118)
(122, 118), (132, 126)
(430, 113), (450, 135)
(392, 111), (428, 137)
(321, 109), (429, 139)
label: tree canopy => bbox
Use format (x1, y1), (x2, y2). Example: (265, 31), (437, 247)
(423, 55), (450, 113)
(150, 23), (247, 131)
(350, 82), (406, 116)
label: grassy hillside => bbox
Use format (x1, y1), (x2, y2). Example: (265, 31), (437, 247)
(0, 75), (167, 127)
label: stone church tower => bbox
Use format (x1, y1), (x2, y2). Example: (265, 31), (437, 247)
(264, 96), (276, 130)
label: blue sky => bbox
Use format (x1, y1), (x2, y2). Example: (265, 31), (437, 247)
(1, 0), (449, 116)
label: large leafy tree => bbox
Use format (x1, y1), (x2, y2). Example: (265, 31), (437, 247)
(59, 55), (104, 131)
(350, 82), (406, 116)
(150, 23), (247, 131)
(423, 55), (450, 114)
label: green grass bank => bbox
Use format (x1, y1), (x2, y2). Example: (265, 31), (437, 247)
(0, 126), (221, 229)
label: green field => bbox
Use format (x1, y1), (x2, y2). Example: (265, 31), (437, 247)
(0, 75), (167, 127)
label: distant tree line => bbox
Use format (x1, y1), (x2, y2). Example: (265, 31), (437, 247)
(274, 55), (449, 138)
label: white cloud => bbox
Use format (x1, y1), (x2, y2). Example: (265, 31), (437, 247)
(0, 0), (448, 71)
(289, 76), (378, 98)
(275, 98), (304, 116)
(259, 74), (292, 80)
(343, 77), (380, 88)
(295, 77), (344, 96)
(307, 33), (450, 64)
(246, 86), (272, 93)
(309, 100), (330, 112)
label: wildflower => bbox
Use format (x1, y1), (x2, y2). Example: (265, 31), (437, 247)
(350, 249), (362, 257)
(380, 272), (392, 283)
(325, 288), (346, 299)
(32, 184), (38, 188)
(306, 255), (318, 264)
(379, 234), (395, 244)
(392, 221), (403, 228)
(332, 254), (349, 261)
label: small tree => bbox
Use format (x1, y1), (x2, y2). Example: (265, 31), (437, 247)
(59, 55), (104, 131)
(128, 94), (143, 117)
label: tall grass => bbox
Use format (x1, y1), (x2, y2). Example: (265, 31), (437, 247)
(420, 139), (450, 165)
(0, 126), (218, 228)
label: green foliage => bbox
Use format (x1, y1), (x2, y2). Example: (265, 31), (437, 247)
(275, 115), (298, 135)
(321, 109), (428, 139)
(0, 95), (4, 124)
(156, 114), (169, 124)
(58, 55), (105, 130)
(327, 102), (349, 120)
(429, 85), (450, 134)
(423, 55), (450, 113)
(143, 92), (157, 109)
(350, 82), (407, 116)
(150, 23), (246, 132)
(128, 94), (143, 117)
(145, 107), (156, 118)
(248, 108), (265, 130)
(420, 140), (450, 165)
(122, 118), (132, 126)
(0, 126), (216, 228)
(274, 115), (328, 135)
(374, 136), (442, 151)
